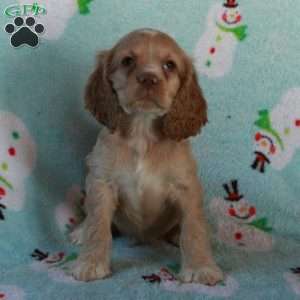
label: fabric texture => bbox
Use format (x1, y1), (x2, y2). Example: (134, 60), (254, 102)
(1, 0), (300, 299)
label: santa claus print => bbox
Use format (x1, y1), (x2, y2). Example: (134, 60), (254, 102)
(252, 88), (300, 173)
(194, 0), (247, 78)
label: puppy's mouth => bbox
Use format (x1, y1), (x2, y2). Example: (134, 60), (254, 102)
(130, 94), (166, 112)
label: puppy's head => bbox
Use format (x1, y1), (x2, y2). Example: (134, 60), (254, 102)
(85, 29), (207, 140)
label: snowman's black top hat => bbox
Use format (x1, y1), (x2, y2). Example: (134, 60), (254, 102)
(224, 0), (238, 8)
(223, 180), (243, 201)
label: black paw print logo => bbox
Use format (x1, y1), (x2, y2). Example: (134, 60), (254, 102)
(5, 16), (44, 48)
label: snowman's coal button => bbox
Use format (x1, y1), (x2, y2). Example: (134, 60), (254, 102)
(206, 60), (212, 67)
(8, 147), (16, 156)
(12, 131), (20, 139)
(216, 35), (222, 42)
(235, 232), (242, 240)
(1, 163), (8, 171)
(284, 128), (290, 135)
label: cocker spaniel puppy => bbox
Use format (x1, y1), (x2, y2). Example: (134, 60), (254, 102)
(69, 29), (223, 285)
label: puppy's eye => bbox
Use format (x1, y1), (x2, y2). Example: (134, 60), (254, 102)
(121, 56), (134, 67)
(163, 60), (176, 72)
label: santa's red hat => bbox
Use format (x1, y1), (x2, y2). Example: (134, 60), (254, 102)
(224, 0), (238, 8)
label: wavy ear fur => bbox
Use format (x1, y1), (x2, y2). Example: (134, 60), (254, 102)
(85, 51), (126, 132)
(161, 58), (208, 141)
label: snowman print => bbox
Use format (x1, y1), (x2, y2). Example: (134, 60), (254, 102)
(194, 0), (247, 78)
(210, 180), (273, 251)
(0, 111), (36, 219)
(143, 267), (239, 297)
(17, 0), (93, 40)
(252, 88), (300, 173)
(0, 286), (25, 300)
(31, 248), (80, 283)
(284, 267), (300, 295)
(55, 185), (86, 235)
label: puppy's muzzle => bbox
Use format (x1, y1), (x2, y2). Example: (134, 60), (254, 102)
(136, 72), (159, 89)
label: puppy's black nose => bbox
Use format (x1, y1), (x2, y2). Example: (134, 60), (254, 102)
(136, 72), (159, 88)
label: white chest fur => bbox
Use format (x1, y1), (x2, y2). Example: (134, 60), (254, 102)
(116, 117), (166, 224)
(117, 143), (163, 215)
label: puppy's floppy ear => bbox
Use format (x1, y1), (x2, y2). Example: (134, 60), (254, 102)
(161, 57), (207, 141)
(85, 50), (126, 132)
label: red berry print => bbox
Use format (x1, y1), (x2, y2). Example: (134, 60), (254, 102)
(235, 232), (243, 240)
(210, 47), (216, 54)
(8, 147), (16, 156)
(0, 293), (5, 299)
(0, 187), (6, 197)
(295, 119), (300, 127)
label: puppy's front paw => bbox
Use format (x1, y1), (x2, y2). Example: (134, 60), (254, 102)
(179, 264), (223, 286)
(67, 255), (111, 281)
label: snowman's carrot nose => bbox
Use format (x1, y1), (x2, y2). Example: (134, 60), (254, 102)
(239, 206), (247, 214)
